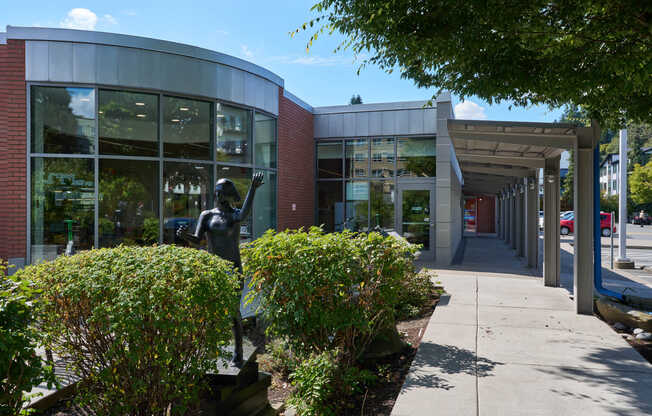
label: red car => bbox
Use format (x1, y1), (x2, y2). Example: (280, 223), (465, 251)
(560, 212), (616, 237)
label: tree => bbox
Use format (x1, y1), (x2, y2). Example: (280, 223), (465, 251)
(349, 94), (362, 105)
(302, 1), (652, 127)
(630, 161), (652, 206)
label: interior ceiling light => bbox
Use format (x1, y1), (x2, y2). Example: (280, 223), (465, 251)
(171, 119), (180, 122)
(135, 102), (145, 106)
(80, 98), (90, 102)
(136, 114), (146, 118)
(179, 107), (189, 111)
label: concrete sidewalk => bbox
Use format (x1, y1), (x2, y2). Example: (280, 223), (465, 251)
(392, 237), (652, 416)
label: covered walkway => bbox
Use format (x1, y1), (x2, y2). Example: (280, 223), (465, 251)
(392, 237), (652, 416)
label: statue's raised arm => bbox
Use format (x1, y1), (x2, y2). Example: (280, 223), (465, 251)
(236, 172), (264, 222)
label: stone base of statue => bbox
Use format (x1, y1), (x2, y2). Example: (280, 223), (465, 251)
(200, 339), (276, 416)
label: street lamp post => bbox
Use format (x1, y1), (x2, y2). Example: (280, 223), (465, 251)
(615, 128), (634, 269)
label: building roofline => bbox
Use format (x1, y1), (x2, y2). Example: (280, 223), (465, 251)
(314, 99), (440, 115)
(4, 25), (285, 87)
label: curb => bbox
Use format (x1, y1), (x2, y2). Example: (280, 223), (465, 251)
(600, 244), (652, 250)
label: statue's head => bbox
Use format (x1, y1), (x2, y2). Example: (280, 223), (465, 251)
(214, 178), (241, 205)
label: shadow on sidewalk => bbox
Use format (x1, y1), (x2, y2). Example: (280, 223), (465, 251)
(534, 345), (652, 415)
(402, 342), (503, 391)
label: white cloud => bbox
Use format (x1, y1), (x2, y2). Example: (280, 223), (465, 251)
(240, 45), (254, 59)
(60, 8), (98, 30)
(103, 14), (118, 25)
(290, 56), (345, 66)
(454, 101), (488, 120)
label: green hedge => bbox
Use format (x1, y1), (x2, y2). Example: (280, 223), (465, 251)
(14, 245), (240, 415)
(1, 262), (56, 416)
(243, 227), (417, 364)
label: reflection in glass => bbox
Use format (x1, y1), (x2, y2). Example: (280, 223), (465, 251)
(163, 162), (212, 244)
(163, 97), (211, 159)
(317, 141), (343, 178)
(402, 189), (430, 249)
(254, 113), (276, 168)
(216, 104), (251, 164)
(346, 181), (369, 232)
(370, 181), (395, 231)
(216, 165), (253, 241)
(371, 137), (395, 178)
(99, 90), (159, 156)
(31, 86), (95, 154)
(31, 158), (94, 263)
(397, 137), (436, 177)
(317, 181), (344, 232)
(345, 139), (368, 178)
(253, 171), (276, 238)
(99, 159), (159, 247)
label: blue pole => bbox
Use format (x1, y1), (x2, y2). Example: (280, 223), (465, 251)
(594, 146), (624, 300)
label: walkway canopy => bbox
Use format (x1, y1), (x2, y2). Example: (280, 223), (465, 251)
(447, 119), (600, 314)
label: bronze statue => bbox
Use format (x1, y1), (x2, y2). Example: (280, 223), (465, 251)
(177, 172), (264, 365)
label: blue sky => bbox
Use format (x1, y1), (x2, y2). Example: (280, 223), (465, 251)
(3, 1), (564, 122)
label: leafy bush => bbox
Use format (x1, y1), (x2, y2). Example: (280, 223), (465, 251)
(257, 338), (300, 378)
(0, 262), (56, 416)
(243, 227), (417, 364)
(396, 269), (439, 319)
(14, 245), (239, 415)
(288, 349), (376, 416)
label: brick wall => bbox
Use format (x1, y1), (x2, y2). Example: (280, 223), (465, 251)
(277, 88), (315, 231)
(0, 40), (27, 265)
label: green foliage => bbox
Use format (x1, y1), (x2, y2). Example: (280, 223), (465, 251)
(600, 192), (619, 218)
(0, 262), (56, 416)
(243, 227), (417, 364)
(349, 94), (362, 105)
(302, 1), (652, 127)
(142, 217), (160, 244)
(630, 161), (652, 206)
(288, 349), (376, 416)
(257, 338), (300, 378)
(14, 245), (240, 415)
(396, 269), (439, 320)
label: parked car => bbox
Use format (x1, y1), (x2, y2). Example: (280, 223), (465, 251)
(560, 212), (616, 237)
(633, 211), (651, 225)
(538, 211), (544, 230)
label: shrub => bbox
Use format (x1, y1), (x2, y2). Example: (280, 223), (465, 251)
(288, 349), (376, 416)
(396, 269), (438, 319)
(243, 227), (417, 364)
(14, 245), (240, 416)
(257, 337), (300, 378)
(0, 262), (56, 416)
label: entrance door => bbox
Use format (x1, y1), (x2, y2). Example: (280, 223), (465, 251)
(397, 182), (435, 260)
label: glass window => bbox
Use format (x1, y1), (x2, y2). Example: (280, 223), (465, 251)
(31, 158), (95, 263)
(99, 90), (158, 156)
(99, 159), (159, 247)
(345, 139), (368, 178)
(254, 113), (276, 168)
(31, 86), (95, 154)
(397, 137), (436, 177)
(317, 181), (344, 232)
(253, 171), (277, 238)
(317, 141), (343, 178)
(371, 137), (395, 178)
(162, 97), (211, 160)
(216, 165), (253, 240)
(370, 181), (395, 231)
(345, 181), (369, 232)
(216, 104), (251, 164)
(163, 162), (212, 245)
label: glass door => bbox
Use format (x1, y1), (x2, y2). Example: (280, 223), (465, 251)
(397, 182), (435, 260)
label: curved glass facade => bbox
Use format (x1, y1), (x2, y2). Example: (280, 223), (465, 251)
(29, 85), (277, 264)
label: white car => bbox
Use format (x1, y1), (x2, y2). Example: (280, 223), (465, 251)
(539, 211), (544, 230)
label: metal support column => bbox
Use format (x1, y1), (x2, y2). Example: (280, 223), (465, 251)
(510, 185), (517, 250)
(497, 196), (503, 239)
(515, 182), (524, 257)
(574, 128), (597, 314)
(543, 156), (560, 286)
(525, 176), (538, 267)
